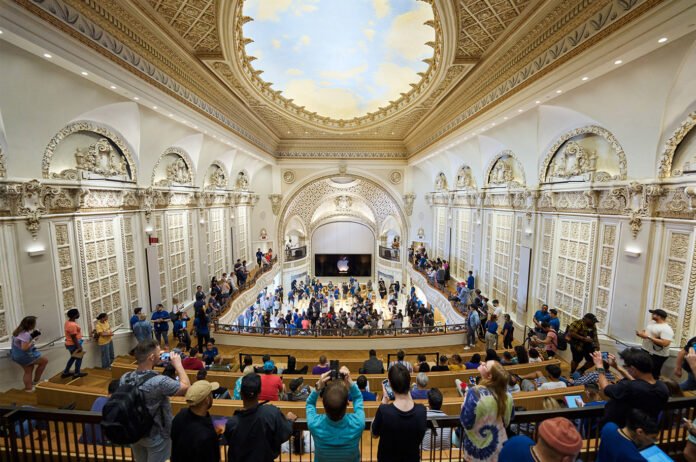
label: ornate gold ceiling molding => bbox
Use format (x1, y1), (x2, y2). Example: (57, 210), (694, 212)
(408, 0), (662, 153)
(218, 0), (445, 130)
(16, 0), (275, 153)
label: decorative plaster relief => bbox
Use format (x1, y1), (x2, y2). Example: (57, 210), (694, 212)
(206, 162), (228, 189)
(53, 138), (130, 181)
(236, 171), (249, 191)
(0, 147), (6, 178)
(389, 171), (403, 185)
(152, 148), (195, 186)
(658, 112), (696, 178)
(484, 151), (525, 188)
(435, 172), (448, 191)
(282, 170), (296, 184)
(455, 165), (476, 189)
(269, 194), (282, 216)
(403, 193), (416, 216)
(6, 180), (59, 238)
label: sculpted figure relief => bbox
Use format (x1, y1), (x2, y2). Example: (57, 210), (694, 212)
(67, 138), (128, 179)
(209, 166), (227, 188)
(236, 171), (249, 190)
(334, 195), (352, 211)
(551, 141), (597, 179)
(165, 158), (191, 184)
(456, 166), (475, 189)
(435, 172), (448, 191)
(489, 158), (513, 185)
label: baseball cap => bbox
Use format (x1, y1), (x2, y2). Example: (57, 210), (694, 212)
(583, 313), (598, 323)
(263, 360), (275, 371)
(649, 309), (668, 319)
(185, 380), (219, 405)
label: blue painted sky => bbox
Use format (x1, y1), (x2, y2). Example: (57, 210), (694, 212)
(243, 0), (434, 119)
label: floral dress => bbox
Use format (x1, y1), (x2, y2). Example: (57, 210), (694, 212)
(459, 386), (513, 462)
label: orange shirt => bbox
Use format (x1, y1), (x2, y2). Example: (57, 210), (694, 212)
(64, 320), (82, 346)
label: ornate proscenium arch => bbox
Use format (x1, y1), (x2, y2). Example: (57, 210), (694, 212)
(277, 174), (409, 261)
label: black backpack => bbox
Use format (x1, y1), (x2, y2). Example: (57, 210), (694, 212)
(101, 371), (158, 444)
(556, 327), (569, 351)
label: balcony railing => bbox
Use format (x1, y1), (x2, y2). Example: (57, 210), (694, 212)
(378, 245), (400, 261)
(215, 322), (467, 337)
(217, 257), (277, 318)
(285, 245), (307, 262)
(1, 396), (694, 461)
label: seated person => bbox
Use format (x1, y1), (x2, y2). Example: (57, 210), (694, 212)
(415, 354), (430, 373)
(501, 351), (518, 365)
(282, 356), (308, 375)
(312, 355), (331, 375)
(201, 340), (219, 366)
(422, 388), (451, 451)
(507, 374), (521, 394)
(485, 349), (501, 362)
(568, 360), (616, 386)
(464, 353), (481, 370)
(528, 348), (542, 363)
(500, 417), (582, 462)
(360, 349), (385, 374)
(254, 354), (278, 374)
(430, 355), (449, 372)
(196, 369), (230, 399)
(182, 347), (204, 371)
(410, 372), (429, 400)
(80, 379), (120, 444)
(240, 354), (254, 374)
(598, 409), (659, 462)
(520, 364), (567, 391)
(285, 377), (312, 402)
(355, 375), (377, 401)
(581, 383), (605, 407)
(448, 354), (465, 371)
(258, 360), (284, 401)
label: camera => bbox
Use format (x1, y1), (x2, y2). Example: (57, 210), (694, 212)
(329, 360), (345, 380)
(30, 330), (41, 339)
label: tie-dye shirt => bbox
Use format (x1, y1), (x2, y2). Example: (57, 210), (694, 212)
(459, 385), (514, 462)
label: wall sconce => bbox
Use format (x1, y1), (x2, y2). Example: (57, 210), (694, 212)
(144, 226), (154, 234)
(524, 228), (533, 236)
(624, 247), (642, 258)
(199, 218), (206, 225)
(27, 244), (46, 257)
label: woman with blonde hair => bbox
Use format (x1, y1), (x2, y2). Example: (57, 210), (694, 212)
(10, 316), (48, 391)
(457, 360), (513, 461)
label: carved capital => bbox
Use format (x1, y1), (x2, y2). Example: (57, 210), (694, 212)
(402, 193), (416, 216)
(629, 211), (642, 240)
(685, 186), (696, 211)
(8, 180), (59, 238)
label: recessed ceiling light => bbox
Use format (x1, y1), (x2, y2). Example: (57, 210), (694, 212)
(133, 96), (139, 101)
(43, 53), (52, 58)
(535, 100), (541, 104)
(614, 59), (622, 65)
(110, 85), (117, 89)
(0, 30), (3, 34)
(391, 132), (395, 135)
(213, 135), (217, 138)
(193, 125), (198, 129)
(491, 122), (496, 126)
(556, 90), (562, 94)
(581, 76), (589, 81)
(658, 37), (668, 43)
(152, 105), (157, 109)
(168, 113), (173, 117)
(81, 71), (89, 76)
(503, 117), (508, 120)
(518, 109), (523, 113)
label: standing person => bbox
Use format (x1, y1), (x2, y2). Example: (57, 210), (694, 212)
(307, 367), (365, 461)
(567, 313), (599, 373)
(456, 361), (513, 461)
(62, 309), (87, 379)
(591, 349), (669, 428)
(151, 304), (171, 347)
(133, 313), (153, 343)
(10, 316), (48, 391)
(485, 314), (499, 350)
(532, 304), (551, 334)
(466, 305), (480, 349)
(372, 363), (427, 462)
(117, 339), (190, 462)
(224, 373), (296, 462)
(500, 417), (582, 462)
(501, 314), (514, 349)
(531, 321), (558, 358)
(256, 248), (264, 267)
(170, 380), (221, 462)
(637, 308), (674, 379)
(130, 307), (143, 331)
(549, 308), (561, 333)
(467, 271), (475, 290)
(95, 313), (115, 369)
(194, 308), (210, 351)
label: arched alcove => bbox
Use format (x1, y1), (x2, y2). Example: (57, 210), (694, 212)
(483, 150), (526, 188)
(151, 147), (195, 186)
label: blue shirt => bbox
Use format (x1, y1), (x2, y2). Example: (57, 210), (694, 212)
(468, 310), (480, 328)
(151, 311), (170, 331)
(550, 317), (561, 332)
(597, 422), (645, 462)
(81, 397), (110, 445)
(486, 321), (498, 334)
(130, 315), (139, 330)
(410, 388), (429, 400)
(194, 316), (209, 335)
(499, 435), (535, 462)
(307, 383), (365, 462)
(467, 275), (475, 290)
(202, 347), (218, 364)
(533, 310), (551, 324)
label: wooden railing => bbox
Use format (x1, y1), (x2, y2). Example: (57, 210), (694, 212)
(2, 396), (695, 461)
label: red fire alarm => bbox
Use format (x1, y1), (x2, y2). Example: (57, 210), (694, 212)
(149, 236), (159, 245)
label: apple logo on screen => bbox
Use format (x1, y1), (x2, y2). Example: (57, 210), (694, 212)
(337, 256), (349, 273)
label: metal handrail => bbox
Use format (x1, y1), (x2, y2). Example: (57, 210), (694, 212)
(215, 322), (467, 337)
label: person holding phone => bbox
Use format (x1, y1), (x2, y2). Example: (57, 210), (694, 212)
(10, 316), (48, 391)
(597, 408), (660, 462)
(372, 363), (427, 461)
(637, 309), (674, 379)
(62, 309), (87, 379)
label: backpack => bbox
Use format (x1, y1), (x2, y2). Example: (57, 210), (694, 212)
(101, 371), (158, 444)
(555, 327), (569, 351)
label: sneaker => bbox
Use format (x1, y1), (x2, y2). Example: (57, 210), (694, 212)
(73, 372), (88, 378)
(60, 373), (73, 379)
(463, 346), (471, 350)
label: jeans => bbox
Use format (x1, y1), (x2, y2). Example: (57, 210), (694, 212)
(154, 330), (169, 346)
(466, 327), (477, 346)
(63, 345), (82, 375)
(680, 372), (696, 391)
(100, 342), (114, 369)
(131, 434), (171, 462)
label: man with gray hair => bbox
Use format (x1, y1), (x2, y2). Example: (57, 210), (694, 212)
(410, 372), (430, 399)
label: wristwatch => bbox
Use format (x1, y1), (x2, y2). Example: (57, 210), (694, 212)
(596, 367), (605, 374)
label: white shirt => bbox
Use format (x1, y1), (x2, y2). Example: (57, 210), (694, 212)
(493, 306), (504, 318)
(642, 320), (674, 357)
(539, 381), (567, 390)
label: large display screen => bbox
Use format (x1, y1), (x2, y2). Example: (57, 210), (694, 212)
(314, 254), (372, 277)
